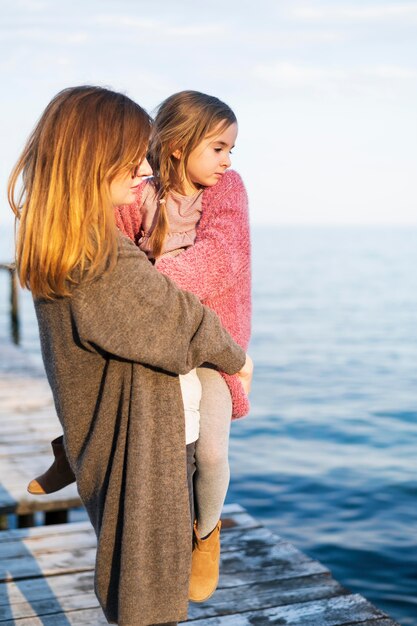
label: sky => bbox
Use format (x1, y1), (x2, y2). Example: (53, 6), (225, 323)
(0, 0), (416, 235)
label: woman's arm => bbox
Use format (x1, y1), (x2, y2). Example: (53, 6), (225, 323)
(71, 234), (245, 376)
(156, 171), (250, 301)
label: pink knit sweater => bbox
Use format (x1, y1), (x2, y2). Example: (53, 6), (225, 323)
(115, 169), (251, 419)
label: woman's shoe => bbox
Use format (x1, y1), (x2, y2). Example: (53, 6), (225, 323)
(189, 520), (221, 602)
(27, 435), (76, 494)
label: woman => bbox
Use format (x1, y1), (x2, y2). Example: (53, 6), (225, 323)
(8, 85), (251, 626)
(29, 89), (253, 605)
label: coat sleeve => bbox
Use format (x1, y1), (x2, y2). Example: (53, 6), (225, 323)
(70, 234), (245, 376)
(155, 172), (250, 301)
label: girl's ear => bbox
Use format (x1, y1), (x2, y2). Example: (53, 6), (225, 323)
(172, 149), (182, 160)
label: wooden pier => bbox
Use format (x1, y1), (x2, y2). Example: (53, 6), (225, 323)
(0, 339), (80, 527)
(0, 340), (401, 625)
(0, 503), (400, 625)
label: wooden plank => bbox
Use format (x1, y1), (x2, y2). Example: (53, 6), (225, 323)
(0, 571), (96, 610)
(348, 622), (400, 626)
(0, 594), (100, 623)
(219, 547), (328, 587)
(0, 390), (53, 411)
(188, 594), (399, 625)
(221, 528), (331, 584)
(0, 547), (97, 582)
(0, 525), (323, 584)
(0, 397), (53, 409)
(0, 488), (81, 516)
(188, 574), (346, 620)
(0, 517), (281, 557)
(0, 435), (57, 446)
(0, 507), (258, 547)
(0, 573), (98, 622)
(0, 445), (56, 458)
(0, 528), (96, 559)
(0, 595), (400, 626)
(0, 523), (286, 571)
(0, 411), (56, 424)
(0, 507), (254, 546)
(0, 424), (55, 435)
(0, 573), (343, 622)
(0, 415), (56, 425)
(0, 521), (92, 544)
(0, 607), (108, 625)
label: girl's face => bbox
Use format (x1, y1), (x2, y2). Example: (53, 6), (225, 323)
(109, 157), (152, 206)
(181, 121), (238, 195)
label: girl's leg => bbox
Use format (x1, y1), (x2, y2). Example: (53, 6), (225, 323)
(27, 435), (75, 494)
(186, 441), (196, 534)
(194, 367), (232, 538)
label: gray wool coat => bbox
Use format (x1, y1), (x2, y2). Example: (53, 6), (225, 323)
(34, 234), (245, 626)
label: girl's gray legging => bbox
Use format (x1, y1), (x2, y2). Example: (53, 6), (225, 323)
(194, 367), (233, 538)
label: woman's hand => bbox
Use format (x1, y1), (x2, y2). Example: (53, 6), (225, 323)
(236, 354), (253, 395)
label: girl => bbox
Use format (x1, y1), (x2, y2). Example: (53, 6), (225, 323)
(12, 86), (251, 626)
(29, 90), (252, 604)
(135, 91), (252, 603)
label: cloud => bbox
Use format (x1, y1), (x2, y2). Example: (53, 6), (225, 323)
(0, 27), (89, 45)
(293, 3), (417, 22)
(253, 61), (417, 91)
(254, 62), (341, 86)
(94, 14), (224, 37)
(368, 65), (417, 79)
(13, 0), (49, 11)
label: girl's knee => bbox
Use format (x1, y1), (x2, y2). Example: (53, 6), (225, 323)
(196, 446), (229, 472)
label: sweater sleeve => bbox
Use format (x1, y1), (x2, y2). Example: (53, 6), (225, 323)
(155, 171), (250, 301)
(70, 234), (245, 376)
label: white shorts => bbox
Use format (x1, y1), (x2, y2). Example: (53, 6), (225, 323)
(179, 368), (202, 444)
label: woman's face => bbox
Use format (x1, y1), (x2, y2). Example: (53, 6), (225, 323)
(110, 158), (152, 205)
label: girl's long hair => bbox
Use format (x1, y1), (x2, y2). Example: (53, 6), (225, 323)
(8, 85), (151, 299)
(147, 90), (236, 258)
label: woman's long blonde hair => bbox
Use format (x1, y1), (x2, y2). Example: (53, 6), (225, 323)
(8, 85), (151, 299)
(147, 90), (236, 258)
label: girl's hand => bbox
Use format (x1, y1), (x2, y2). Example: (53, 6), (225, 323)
(237, 354), (253, 395)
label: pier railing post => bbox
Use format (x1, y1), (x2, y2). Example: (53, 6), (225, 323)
(0, 263), (20, 345)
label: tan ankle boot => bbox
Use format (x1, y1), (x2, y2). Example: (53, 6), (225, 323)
(27, 435), (76, 495)
(189, 520), (221, 602)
